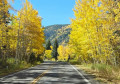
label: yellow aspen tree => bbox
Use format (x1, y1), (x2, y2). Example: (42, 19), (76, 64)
(58, 45), (70, 61)
(0, 0), (14, 61)
(69, 0), (119, 64)
(45, 50), (52, 60)
(15, 0), (45, 62)
(100, 0), (120, 65)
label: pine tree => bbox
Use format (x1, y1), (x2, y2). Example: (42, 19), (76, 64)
(52, 39), (58, 60)
(46, 39), (51, 50)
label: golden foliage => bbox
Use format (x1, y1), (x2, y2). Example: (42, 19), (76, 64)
(45, 50), (52, 60)
(58, 45), (71, 61)
(69, 0), (120, 64)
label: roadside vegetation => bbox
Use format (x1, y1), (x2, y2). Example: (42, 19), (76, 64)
(74, 63), (120, 84)
(0, 0), (120, 84)
(0, 58), (31, 77)
(0, 55), (43, 77)
(44, 0), (120, 83)
(0, 0), (44, 77)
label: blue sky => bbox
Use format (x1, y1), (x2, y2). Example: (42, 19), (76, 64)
(10, 0), (75, 27)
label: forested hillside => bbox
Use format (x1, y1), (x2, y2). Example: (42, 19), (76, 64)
(44, 24), (71, 44)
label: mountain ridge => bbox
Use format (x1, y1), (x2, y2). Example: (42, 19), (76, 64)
(44, 24), (71, 45)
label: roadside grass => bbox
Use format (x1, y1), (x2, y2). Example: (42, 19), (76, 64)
(69, 60), (81, 65)
(0, 58), (42, 77)
(69, 60), (120, 84)
(91, 64), (120, 84)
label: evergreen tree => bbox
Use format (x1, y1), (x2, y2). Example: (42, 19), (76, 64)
(46, 39), (51, 50)
(52, 39), (59, 60)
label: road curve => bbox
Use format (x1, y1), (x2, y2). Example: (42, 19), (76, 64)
(0, 61), (99, 84)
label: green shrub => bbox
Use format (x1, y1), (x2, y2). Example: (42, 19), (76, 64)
(0, 59), (9, 68)
(7, 58), (15, 64)
(29, 53), (36, 64)
(37, 54), (44, 63)
(91, 64), (95, 70)
(69, 60), (81, 65)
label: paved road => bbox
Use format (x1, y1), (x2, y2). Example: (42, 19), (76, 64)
(0, 61), (99, 84)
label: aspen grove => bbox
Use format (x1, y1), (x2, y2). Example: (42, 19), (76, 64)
(69, 0), (120, 65)
(0, 0), (45, 64)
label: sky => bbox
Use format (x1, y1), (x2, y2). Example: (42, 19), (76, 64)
(10, 0), (75, 27)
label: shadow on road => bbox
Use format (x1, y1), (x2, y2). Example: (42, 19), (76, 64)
(0, 61), (99, 84)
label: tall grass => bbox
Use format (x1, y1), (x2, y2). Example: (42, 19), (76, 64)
(91, 64), (120, 80)
(69, 60), (81, 65)
(0, 58), (38, 77)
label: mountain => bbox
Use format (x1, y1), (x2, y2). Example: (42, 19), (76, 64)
(44, 24), (71, 45)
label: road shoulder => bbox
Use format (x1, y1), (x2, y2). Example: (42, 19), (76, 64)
(75, 65), (106, 84)
(72, 65), (101, 84)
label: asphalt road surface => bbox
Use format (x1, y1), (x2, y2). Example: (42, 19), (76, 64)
(0, 61), (100, 84)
